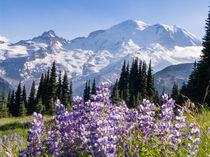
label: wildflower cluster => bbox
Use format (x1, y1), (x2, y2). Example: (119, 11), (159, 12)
(0, 133), (24, 156)
(20, 112), (45, 156)
(19, 83), (202, 156)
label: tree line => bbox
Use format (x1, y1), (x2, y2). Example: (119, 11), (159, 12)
(111, 59), (159, 108)
(0, 62), (73, 117)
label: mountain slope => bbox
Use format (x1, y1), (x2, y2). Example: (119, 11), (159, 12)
(154, 63), (194, 94)
(0, 76), (13, 93)
(0, 20), (202, 94)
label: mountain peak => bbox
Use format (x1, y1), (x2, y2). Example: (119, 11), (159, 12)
(111, 19), (149, 31)
(40, 30), (56, 38)
(31, 30), (69, 46)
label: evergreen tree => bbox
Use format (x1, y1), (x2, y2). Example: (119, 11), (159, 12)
(129, 59), (139, 96)
(87, 80), (90, 99)
(43, 70), (50, 109)
(48, 98), (56, 115)
(14, 82), (22, 117)
(69, 81), (73, 106)
(22, 85), (27, 109)
(171, 83), (179, 102)
(119, 60), (128, 100)
(1, 103), (8, 118)
(125, 80), (130, 105)
(111, 80), (120, 104)
(186, 62), (198, 100)
(36, 98), (44, 114)
(177, 82), (187, 105)
(185, 8), (210, 105)
(125, 63), (130, 104)
(140, 62), (147, 99)
(134, 92), (142, 108)
(91, 79), (96, 95)
(138, 61), (142, 94)
(56, 71), (62, 100)
(7, 89), (11, 116)
(83, 80), (90, 102)
(62, 72), (69, 106)
(147, 60), (155, 100)
(49, 61), (57, 101)
(153, 90), (160, 104)
(36, 73), (44, 102)
(19, 101), (27, 117)
(28, 81), (36, 115)
(129, 59), (139, 106)
(0, 87), (8, 118)
(7, 89), (11, 106)
(180, 82), (187, 96)
(9, 90), (15, 116)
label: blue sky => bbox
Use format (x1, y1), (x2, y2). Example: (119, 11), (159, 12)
(0, 0), (209, 42)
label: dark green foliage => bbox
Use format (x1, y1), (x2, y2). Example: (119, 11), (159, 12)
(49, 61), (57, 101)
(141, 62), (147, 99)
(153, 90), (161, 104)
(87, 80), (90, 99)
(56, 71), (62, 100)
(43, 70), (50, 109)
(186, 62), (198, 100)
(7, 89), (11, 106)
(180, 82), (187, 96)
(111, 80), (120, 104)
(138, 61), (142, 93)
(5, 62), (77, 116)
(83, 80), (90, 102)
(129, 59), (139, 106)
(48, 98), (56, 115)
(171, 83), (179, 101)
(19, 101), (27, 117)
(183, 9), (210, 106)
(14, 82), (22, 117)
(91, 79), (96, 95)
(147, 60), (155, 100)
(27, 81), (36, 115)
(69, 81), (73, 106)
(125, 80), (130, 105)
(0, 87), (9, 118)
(119, 60), (128, 100)
(8, 90), (15, 116)
(62, 72), (69, 106)
(7, 89), (11, 116)
(112, 59), (157, 108)
(1, 104), (8, 118)
(36, 73), (44, 102)
(177, 82), (187, 105)
(22, 85), (27, 110)
(36, 98), (44, 114)
(132, 59), (139, 96)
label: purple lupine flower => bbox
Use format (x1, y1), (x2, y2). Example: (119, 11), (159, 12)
(19, 83), (203, 157)
(20, 112), (45, 156)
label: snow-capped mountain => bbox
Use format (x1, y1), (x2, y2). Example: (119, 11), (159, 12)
(0, 20), (202, 95)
